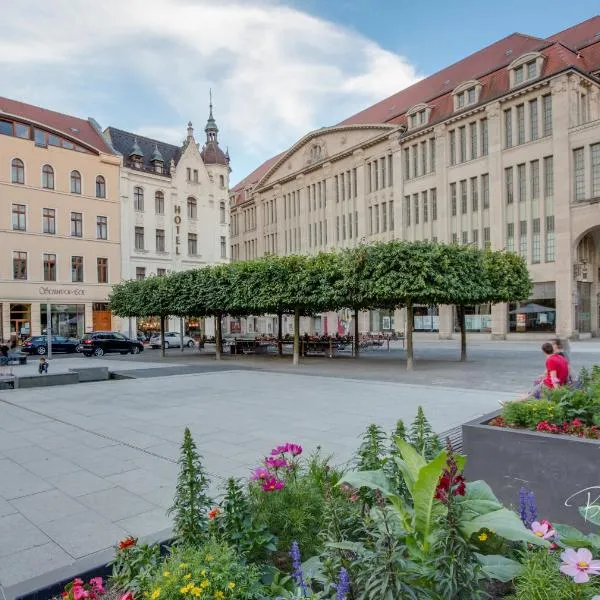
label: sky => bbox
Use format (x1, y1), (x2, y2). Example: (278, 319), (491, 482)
(0, 1), (596, 184)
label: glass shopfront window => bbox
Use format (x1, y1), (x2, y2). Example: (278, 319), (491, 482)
(41, 304), (85, 338)
(454, 305), (492, 332)
(414, 306), (439, 332)
(10, 303), (31, 342)
(509, 281), (556, 333)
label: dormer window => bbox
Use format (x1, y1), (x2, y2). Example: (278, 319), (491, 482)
(509, 52), (544, 88)
(406, 103), (431, 130)
(452, 81), (481, 112)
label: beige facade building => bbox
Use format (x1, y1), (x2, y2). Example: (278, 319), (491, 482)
(230, 16), (600, 339)
(0, 97), (121, 341)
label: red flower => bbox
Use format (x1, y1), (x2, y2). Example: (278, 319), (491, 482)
(118, 593), (134, 600)
(435, 457), (466, 503)
(488, 416), (506, 428)
(208, 507), (221, 520)
(118, 536), (137, 550)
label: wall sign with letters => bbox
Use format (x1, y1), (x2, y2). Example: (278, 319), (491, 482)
(174, 204), (181, 255)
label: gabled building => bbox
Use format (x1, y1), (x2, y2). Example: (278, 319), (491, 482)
(230, 16), (600, 339)
(104, 100), (230, 337)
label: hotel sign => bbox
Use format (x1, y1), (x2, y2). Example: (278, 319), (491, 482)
(174, 204), (182, 255)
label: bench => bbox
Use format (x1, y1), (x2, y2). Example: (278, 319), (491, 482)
(16, 372), (79, 389)
(68, 366), (109, 382)
(0, 375), (15, 390)
(7, 352), (27, 365)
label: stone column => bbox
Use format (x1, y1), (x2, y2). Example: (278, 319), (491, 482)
(31, 302), (42, 337)
(438, 305), (454, 339)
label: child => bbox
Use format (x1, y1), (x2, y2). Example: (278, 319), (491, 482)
(38, 357), (48, 374)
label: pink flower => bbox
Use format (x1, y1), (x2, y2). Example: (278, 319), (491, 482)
(73, 587), (90, 600)
(271, 444), (289, 455)
(250, 467), (270, 481)
(287, 443), (302, 456)
(73, 580), (84, 587)
(89, 578), (104, 594)
(262, 476), (285, 492)
(531, 520), (555, 540)
(265, 456), (288, 469)
(559, 547), (600, 583)
(118, 593), (134, 600)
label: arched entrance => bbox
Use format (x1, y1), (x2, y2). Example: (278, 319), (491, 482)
(574, 230), (600, 336)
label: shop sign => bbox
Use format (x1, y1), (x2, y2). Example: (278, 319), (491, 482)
(38, 286), (86, 296)
(174, 204), (182, 255)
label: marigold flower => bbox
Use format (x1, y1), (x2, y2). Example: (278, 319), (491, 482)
(150, 588), (161, 600)
(478, 532), (488, 542)
(208, 507), (221, 520)
(214, 593), (224, 600)
(205, 554), (213, 562)
(163, 571), (171, 578)
(184, 574), (192, 580)
(118, 536), (137, 550)
(227, 582), (235, 590)
(559, 547), (600, 583)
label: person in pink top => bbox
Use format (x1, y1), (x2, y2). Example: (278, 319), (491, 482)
(542, 342), (569, 388)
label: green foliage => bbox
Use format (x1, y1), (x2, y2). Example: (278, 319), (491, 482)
(502, 399), (562, 428)
(355, 424), (387, 471)
(168, 428), (212, 546)
(110, 539), (161, 594)
(408, 406), (443, 460)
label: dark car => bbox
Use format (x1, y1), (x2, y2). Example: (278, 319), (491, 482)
(22, 335), (81, 355)
(80, 331), (144, 357)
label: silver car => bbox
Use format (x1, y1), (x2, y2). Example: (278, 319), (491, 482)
(149, 332), (195, 349)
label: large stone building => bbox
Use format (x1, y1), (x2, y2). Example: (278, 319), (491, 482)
(0, 96), (121, 342)
(104, 100), (230, 337)
(230, 16), (600, 339)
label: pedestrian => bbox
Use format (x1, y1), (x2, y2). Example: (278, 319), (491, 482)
(551, 338), (573, 384)
(0, 342), (9, 376)
(38, 357), (49, 374)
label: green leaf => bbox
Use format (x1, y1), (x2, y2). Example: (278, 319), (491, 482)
(456, 480), (504, 519)
(475, 553), (523, 582)
(326, 541), (366, 553)
(579, 505), (600, 527)
(338, 469), (392, 495)
(553, 523), (591, 548)
(395, 437), (427, 491)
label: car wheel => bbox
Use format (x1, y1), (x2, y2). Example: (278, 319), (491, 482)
(93, 347), (105, 357)
(164, 341), (170, 349)
(131, 346), (140, 355)
(36, 346), (47, 355)
(187, 340), (195, 348)
(76, 345), (83, 353)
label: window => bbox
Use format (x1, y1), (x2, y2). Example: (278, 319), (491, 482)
(413, 195), (419, 225)
(544, 156), (554, 197)
(381, 202), (387, 232)
(136, 267), (146, 280)
(480, 118), (488, 156)
(545, 216), (555, 262)
(157, 268), (166, 277)
(505, 167), (514, 204)
(516, 104), (525, 145)
(470, 122), (477, 160)
(412, 145), (418, 178)
(349, 212), (354, 238)
(219, 174), (225, 188)
(506, 223), (515, 252)
(0, 120), (13, 136)
(484, 227), (491, 249)
(429, 139), (435, 173)
(405, 196), (411, 226)
(188, 233), (198, 255)
(96, 216), (107, 240)
(420, 142), (427, 175)
(71, 256), (83, 282)
(422, 191), (428, 223)
(514, 65), (524, 85)
(12, 203), (26, 231)
(388, 202), (394, 231)
(449, 130), (456, 165)
(186, 168), (191, 181)
(135, 226), (145, 250)
(95, 175), (106, 198)
(97, 258), (108, 283)
(517, 164), (526, 202)
(43, 208), (56, 234)
(529, 99), (538, 141)
(134, 187), (144, 211)
(519, 221), (527, 259)
(193, 169), (198, 182)
(592, 143), (600, 198)
(460, 180), (467, 214)
(43, 254), (56, 281)
(220, 201), (226, 224)
(11, 158), (24, 184)
(42, 165), (54, 189)
(462, 231), (468, 245)
(403, 148), (410, 180)
(155, 191), (164, 214)
(450, 183), (457, 216)
(471, 177), (478, 211)
(532, 218), (541, 264)
(373, 207), (378, 233)
(472, 229), (479, 246)
(459, 126), (466, 163)
(504, 109), (512, 148)
(338, 215), (342, 239)
(431, 189), (437, 221)
(385, 158), (391, 187)
(542, 95), (552, 136)
(13, 252), (27, 280)
(452, 233), (458, 244)
(526, 60), (537, 80)
(574, 148), (585, 201)
(530, 160), (540, 199)
(220, 236), (226, 258)
(70, 170), (81, 194)
(482, 174), (490, 209)
(187, 197), (197, 219)
(335, 175), (340, 200)
(71, 212), (83, 237)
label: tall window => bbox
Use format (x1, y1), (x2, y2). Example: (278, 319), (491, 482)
(70, 170), (81, 194)
(516, 104), (525, 145)
(97, 258), (108, 283)
(532, 218), (541, 264)
(505, 167), (514, 204)
(405, 196), (411, 226)
(420, 142), (426, 175)
(12, 158), (24, 184)
(157, 268), (166, 277)
(429, 139), (435, 173)
(413, 196), (419, 225)
(135, 226), (145, 250)
(450, 182), (457, 216)
(403, 149), (410, 179)
(542, 95), (552, 136)
(188, 233), (198, 255)
(412, 146), (418, 179)
(422, 192), (428, 223)
(592, 143), (600, 198)
(43, 208), (56, 234)
(506, 223), (515, 252)
(134, 187), (144, 211)
(71, 212), (83, 237)
(460, 180), (467, 214)
(13, 251), (27, 280)
(219, 201), (226, 224)
(543, 155), (554, 198)
(71, 256), (83, 282)
(459, 126), (466, 163)
(43, 253), (56, 281)
(519, 220), (527, 259)
(529, 99), (538, 141)
(220, 236), (226, 258)
(480, 118), (489, 156)
(471, 177), (478, 211)
(517, 164), (526, 202)
(96, 216), (107, 240)
(219, 174), (225, 188)
(530, 160), (540, 199)
(449, 130), (456, 165)
(187, 197), (197, 219)
(155, 191), (164, 214)
(42, 165), (54, 189)
(574, 148), (585, 201)
(12, 203), (26, 231)
(469, 122), (477, 160)
(545, 216), (555, 262)
(462, 231), (468, 245)
(136, 267), (146, 280)
(484, 227), (491, 249)
(95, 175), (106, 198)
(156, 229), (165, 252)
(504, 109), (513, 148)
(482, 174), (490, 209)
(431, 189), (437, 221)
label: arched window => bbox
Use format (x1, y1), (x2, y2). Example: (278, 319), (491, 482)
(96, 175), (106, 198)
(219, 201), (226, 224)
(70, 170), (82, 194)
(11, 158), (24, 184)
(134, 186), (144, 211)
(155, 191), (165, 214)
(219, 174), (225, 188)
(42, 164), (54, 189)
(187, 196), (197, 219)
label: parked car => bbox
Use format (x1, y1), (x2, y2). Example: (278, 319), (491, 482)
(22, 335), (81, 355)
(80, 331), (144, 357)
(149, 332), (195, 349)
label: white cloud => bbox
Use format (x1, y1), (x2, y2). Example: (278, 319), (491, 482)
(0, 0), (421, 177)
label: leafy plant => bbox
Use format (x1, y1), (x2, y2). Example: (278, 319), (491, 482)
(408, 406), (442, 460)
(355, 424), (387, 471)
(110, 537), (161, 594)
(167, 427), (212, 545)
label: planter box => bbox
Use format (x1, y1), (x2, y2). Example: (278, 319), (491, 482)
(463, 410), (600, 531)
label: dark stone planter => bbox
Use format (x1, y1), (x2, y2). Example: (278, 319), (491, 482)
(463, 410), (600, 531)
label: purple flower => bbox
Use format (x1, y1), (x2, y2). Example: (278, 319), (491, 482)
(519, 487), (528, 526)
(290, 541), (308, 596)
(334, 567), (350, 600)
(265, 456), (288, 469)
(262, 476), (285, 492)
(288, 443), (303, 457)
(527, 490), (538, 526)
(250, 467), (270, 481)
(519, 487), (537, 528)
(271, 444), (289, 456)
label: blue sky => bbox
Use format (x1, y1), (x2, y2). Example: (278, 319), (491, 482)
(0, 1), (596, 184)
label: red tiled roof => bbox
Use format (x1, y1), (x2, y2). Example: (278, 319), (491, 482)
(231, 151), (285, 194)
(547, 15), (600, 50)
(0, 96), (113, 154)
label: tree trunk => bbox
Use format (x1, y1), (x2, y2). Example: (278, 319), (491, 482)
(277, 313), (283, 357)
(406, 303), (414, 371)
(215, 314), (222, 361)
(160, 315), (166, 358)
(293, 308), (300, 366)
(458, 305), (467, 361)
(180, 317), (184, 353)
(353, 308), (360, 358)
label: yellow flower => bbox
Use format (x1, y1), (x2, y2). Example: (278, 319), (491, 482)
(227, 582), (235, 590)
(191, 587), (202, 597)
(179, 563), (189, 569)
(478, 532), (488, 542)
(184, 574), (192, 581)
(163, 571), (171, 578)
(200, 580), (210, 589)
(151, 589), (161, 600)
(180, 585), (190, 595)
(201, 570), (207, 577)
(214, 593), (224, 600)
(205, 555), (214, 562)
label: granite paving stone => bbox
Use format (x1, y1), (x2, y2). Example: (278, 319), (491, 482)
(9, 489), (88, 525)
(77, 486), (157, 522)
(22, 456), (81, 478)
(0, 458), (54, 500)
(0, 513), (51, 557)
(43, 469), (117, 497)
(116, 508), (173, 537)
